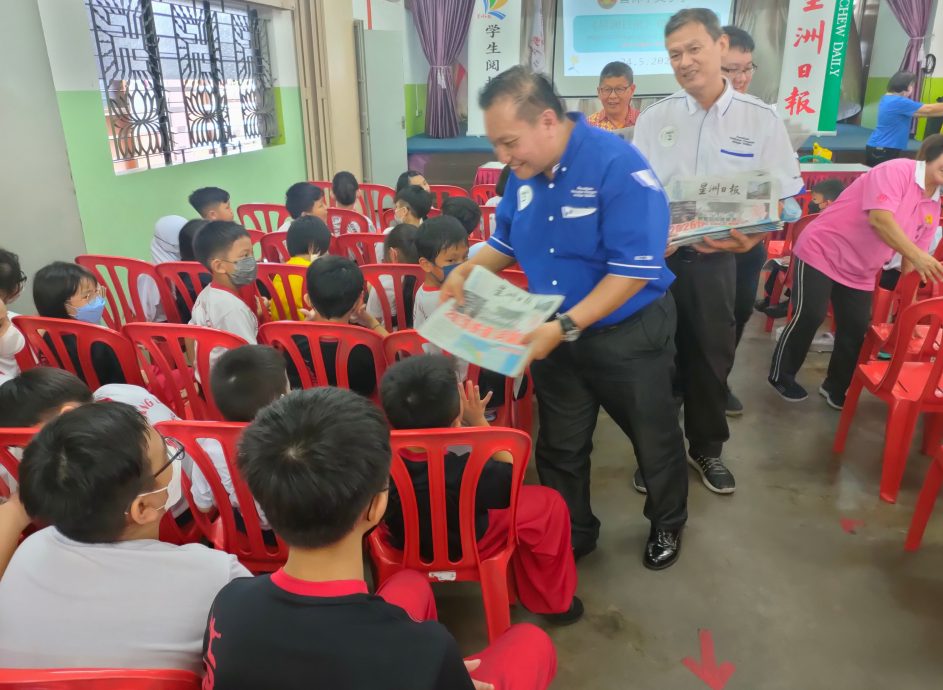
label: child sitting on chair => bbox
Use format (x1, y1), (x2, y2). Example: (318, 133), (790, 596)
(331, 171), (377, 234)
(279, 182), (328, 232)
(385, 184), (434, 232)
(270, 216), (332, 321)
(366, 224), (419, 328)
(189, 187), (234, 222)
(0, 248), (27, 381)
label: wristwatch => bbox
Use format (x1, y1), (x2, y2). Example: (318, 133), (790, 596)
(556, 313), (582, 342)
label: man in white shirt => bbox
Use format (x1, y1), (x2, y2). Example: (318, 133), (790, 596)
(0, 402), (249, 671)
(634, 9), (803, 496)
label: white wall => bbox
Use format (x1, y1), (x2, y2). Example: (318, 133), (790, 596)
(869, 3), (910, 79)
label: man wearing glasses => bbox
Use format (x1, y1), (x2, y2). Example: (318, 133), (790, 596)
(587, 61), (640, 131)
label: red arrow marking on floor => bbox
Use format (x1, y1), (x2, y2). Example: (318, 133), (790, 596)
(840, 518), (864, 534)
(682, 629), (735, 690)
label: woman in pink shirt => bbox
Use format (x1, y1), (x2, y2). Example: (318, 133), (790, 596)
(769, 135), (943, 409)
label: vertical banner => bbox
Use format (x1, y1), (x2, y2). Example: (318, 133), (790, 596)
(467, 0), (523, 137)
(777, 0), (854, 135)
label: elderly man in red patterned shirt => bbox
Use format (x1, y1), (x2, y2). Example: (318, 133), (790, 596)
(587, 61), (640, 131)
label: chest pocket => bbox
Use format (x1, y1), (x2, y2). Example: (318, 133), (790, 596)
(555, 205), (602, 259)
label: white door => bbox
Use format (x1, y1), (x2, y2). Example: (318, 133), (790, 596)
(359, 29), (408, 185)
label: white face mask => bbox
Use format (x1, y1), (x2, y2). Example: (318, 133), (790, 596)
(138, 458), (182, 513)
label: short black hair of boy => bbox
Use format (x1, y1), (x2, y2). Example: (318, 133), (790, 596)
(178, 219), (208, 262)
(332, 171), (360, 207)
(306, 255), (364, 319)
(285, 182), (324, 219)
(33, 261), (99, 320)
(0, 368), (93, 428)
(0, 248), (27, 301)
(384, 224), (419, 264)
(441, 196), (482, 236)
(20, 401), (153, 543)
(380, 354), (460, 430)
(188, 187), (230, 217)
(416, 216), (469, 263)
(193, 221), (250, 271)
(210, 345), (287, 422)
(495, 165), (511, 197)
(811, 178), (846, 202)
(723, 25), (755, 53)
(394, 185), (434, 221)
(286, 216), (332, 257)
(237, 387), (391, 548)
(888, 71), (917, 95)
(396, 169), (424, 193)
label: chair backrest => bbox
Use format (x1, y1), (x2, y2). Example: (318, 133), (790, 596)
(258, 321), (386, 400)
(75, 255), (177, 327)
(499, 269), (528, 291)
(236, 203), (290, 234)
(428, 184), (471, 207)
(255, 263), (309, 321)
(471, 184), (497, 205)
(156, 420), (288, 573)
(0, 668), (201, 689)
(359, 183), (396, 229)
(382, 329), (428, 365)
(259, 232), (290, 263)
(876, 297), (943, 400)
(360, 264), (425, 331)
(383, 427), (530, 569)
(784, 212), (819, 254)
(333, 233), (385, 266)
(326, 208), (373, 236)
(13, 316), (143, 389)
(0, 428), (35, 499)
(309, 180), (333, 207)
(123, 322), (248, 420)
(872, 270), (922, 327)
(154, 262), (211, 316)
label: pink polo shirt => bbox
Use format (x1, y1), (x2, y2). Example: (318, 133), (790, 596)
(794, 159), (940, 290)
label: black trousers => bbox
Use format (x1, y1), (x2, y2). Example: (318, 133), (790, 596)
(530, 295), (688, 551)
(667, 250), (736, 458)
(769, 259), (872, 396)
(865, 145), (903, 167)
(734, 241), (768, 346)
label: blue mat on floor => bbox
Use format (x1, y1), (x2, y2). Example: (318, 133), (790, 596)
(800, 123), (921, 152)
(407, 134), (494, 154)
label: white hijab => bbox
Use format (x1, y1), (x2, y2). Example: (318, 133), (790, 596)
(151, 215), (187, 264)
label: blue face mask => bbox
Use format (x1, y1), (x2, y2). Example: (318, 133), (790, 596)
(75, 295), (106, 324)
(440, 262), (463, 281)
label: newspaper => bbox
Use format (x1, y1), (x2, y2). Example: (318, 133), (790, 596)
(666, 172), (783, 248)
(417, 266), (564, 378)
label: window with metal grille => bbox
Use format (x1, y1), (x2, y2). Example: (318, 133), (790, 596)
(86, 0), (279, 174)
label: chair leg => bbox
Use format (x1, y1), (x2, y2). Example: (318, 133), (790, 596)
(906, 453), (943, 551)
(879, 403), (920, 504)
(479, 557), (513, 644)
(922, 413), (943, 456)
(832, 377), (865, 454)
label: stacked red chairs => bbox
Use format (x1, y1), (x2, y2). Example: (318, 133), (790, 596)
(471, 184), (498, 205)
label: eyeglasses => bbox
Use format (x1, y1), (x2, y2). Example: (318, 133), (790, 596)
(68, 284), (106, 306)
(153, 436), (185, 479)
(598, 86), (630, 96)
(721, 64), (757, 78)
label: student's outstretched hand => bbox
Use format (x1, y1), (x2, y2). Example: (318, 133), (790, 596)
(459, 380), (493, 428)
(463, 659), (494, 690)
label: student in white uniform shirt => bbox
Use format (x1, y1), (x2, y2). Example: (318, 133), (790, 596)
(633, 9), (803, 497)
(366, 224), (420, 328)
(0, 249), (27, 380)
(278, 181), (329, 233)
(137, 215), (187, 322)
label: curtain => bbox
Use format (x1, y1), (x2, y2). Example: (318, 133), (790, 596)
(733, 0), (788, 105)
(885, 0), (932, 109)
(409, 0), (475, 138)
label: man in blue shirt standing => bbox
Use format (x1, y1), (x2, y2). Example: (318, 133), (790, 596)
(866, 71), (943, 167)
(442, 67), (688, 570)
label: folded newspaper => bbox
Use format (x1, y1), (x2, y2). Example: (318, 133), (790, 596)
(667, 171), (783, 248)
(417, 266), (563, 378)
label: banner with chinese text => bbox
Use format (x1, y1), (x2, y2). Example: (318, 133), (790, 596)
(777, 0), (853, 135)
(467, 0), (523, 137)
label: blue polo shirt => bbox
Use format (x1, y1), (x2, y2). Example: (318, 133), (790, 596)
(867, 95), (922, 149)
(487, 113), (674, 328)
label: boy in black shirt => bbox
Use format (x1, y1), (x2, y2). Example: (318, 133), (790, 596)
(380, 355), (582, 623)
(203, 387), (557, 690)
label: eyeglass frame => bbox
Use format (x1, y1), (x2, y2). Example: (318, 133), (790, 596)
(123, 436), (185, 514)
(597, 85), (631, 97)
(721, 63), (758, 78)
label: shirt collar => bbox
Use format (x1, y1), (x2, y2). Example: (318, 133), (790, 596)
(914, 160), (942, 201)
(551, 112), (589, 180)
(684, 78), (735, 117)
(271, 570), (369, 597)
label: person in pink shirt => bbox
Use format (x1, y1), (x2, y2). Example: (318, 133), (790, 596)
(769, 135), (943, 409)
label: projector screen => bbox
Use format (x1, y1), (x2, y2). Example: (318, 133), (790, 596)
(552, 0), (735, 98)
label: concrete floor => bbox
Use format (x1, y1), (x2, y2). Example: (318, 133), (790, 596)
(436, 321), (943, 689)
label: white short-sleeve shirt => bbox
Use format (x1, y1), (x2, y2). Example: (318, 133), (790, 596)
(634, 81), (803, 198)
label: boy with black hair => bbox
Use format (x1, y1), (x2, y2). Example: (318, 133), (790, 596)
(0, 402), (249, 671)
(441, 196), (483, 237)
(281, 181), (328, 231)
(390, 184), (434, 229)
(332, 171), (377, 233)
(270, 216), (333, 320)
(203, 386), (557, 690)
(0, 248), (26, 381)
(414, 215), (469, 328)
(395, 168), (430, 193)
(189, 187), (234, 221)
(380, 354), (580, 623)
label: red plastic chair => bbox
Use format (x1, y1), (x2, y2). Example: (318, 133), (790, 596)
(13, 316), (144, 389)
(309, 180), (334, 207)
(76, 255), (178, 327)
(428, 184), (471, 207)
(471, 184), (497, 205)
(326, 208), (373, 236)
(258, 321), (386, 401)
(236, 203), (290, 234)
(906, 444), (943, 550)
(361, 264), (425, 332)
(260, 232), (290, 263)
(333, 233), (385, 266)
(499, 269), (528, 291)
(368, 427), (530, 642)
(155, 420), (287, 573)
(0, 668), (201, 689)
(833, 297), (943, 503)
(154, 262), (211, 317)
(0, 428), (35, 499)
(360, 183), (396, 229)
(255, 263), (309, 321)
(123, 323), (248, 421)
(764, 213), (819, 332)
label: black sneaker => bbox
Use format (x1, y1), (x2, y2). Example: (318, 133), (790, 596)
(688, 455), (736, 494)
(633, 468), (647, 494)
(542, 596), (584, 625)
(818, 385), (844, 410)
(763, 302), (789, 319)
(725, 389), (744, 417)
(768, 376), (808, 402)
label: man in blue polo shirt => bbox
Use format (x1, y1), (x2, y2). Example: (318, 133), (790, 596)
(442, 67), (688, 570)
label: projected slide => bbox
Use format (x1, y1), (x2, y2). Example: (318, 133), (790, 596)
(562, 0), (734, 78)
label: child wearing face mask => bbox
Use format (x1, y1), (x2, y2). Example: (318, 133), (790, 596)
(385, 184), (434, 233)
(269, 216), (332, 321)
(32, 261), (126, 386)
(0, 249), (27, 380)
(366, 223), (419, 328)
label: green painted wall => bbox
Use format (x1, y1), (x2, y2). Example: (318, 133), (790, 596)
(56, 86), (307, 260)
(404, 83), (427, 137)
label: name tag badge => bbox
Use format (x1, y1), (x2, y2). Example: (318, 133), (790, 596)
(659, 126), (677, 148)
(561, 206), (597, 219)
(518, 185), (533, 211)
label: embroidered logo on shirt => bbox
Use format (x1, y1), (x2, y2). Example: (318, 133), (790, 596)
(659, 126), (677, 147)
(729, 135), (756, 147)
(571, 186), (597, 199)
(518, 185), (533, 211)
(631, 169), (662, 191)
(561, 206), (597, 219)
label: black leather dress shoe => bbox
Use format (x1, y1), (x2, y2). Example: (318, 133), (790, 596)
(643, 528), (682, 570)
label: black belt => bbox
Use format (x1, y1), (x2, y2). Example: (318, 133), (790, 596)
(581, 293), (665, 337)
